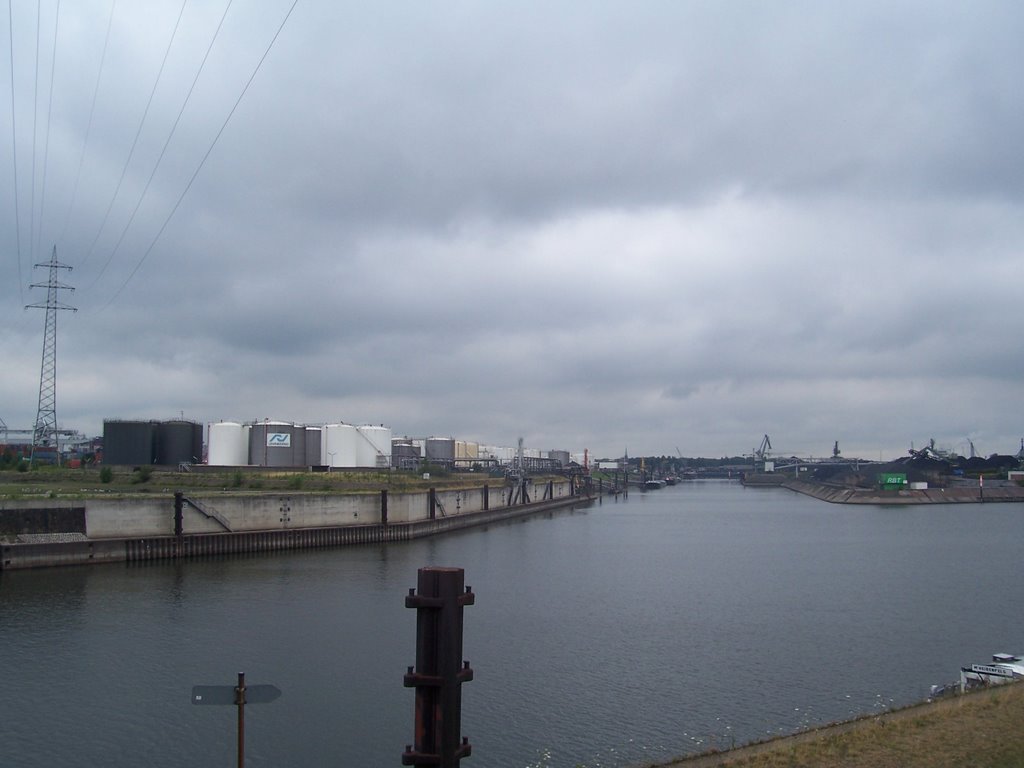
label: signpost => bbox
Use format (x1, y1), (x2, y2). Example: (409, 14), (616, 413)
(192, 672), (281, 768)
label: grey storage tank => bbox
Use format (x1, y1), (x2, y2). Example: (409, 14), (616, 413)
(305, 426), (322, 466)
(548, 450), (571, 467)
(392, 438), (421, 469)
(156, 420), (203, 465)
(248, 421), (308, 467)
(103, 420), (157, 465)
(425, 437), (455, 462)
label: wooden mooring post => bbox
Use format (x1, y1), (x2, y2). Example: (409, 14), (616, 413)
(402, 567), (475, 766)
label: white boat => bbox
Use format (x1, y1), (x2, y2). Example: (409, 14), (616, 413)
(960, 653), (1024, 689)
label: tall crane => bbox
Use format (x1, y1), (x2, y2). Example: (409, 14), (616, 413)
(755, 434), (772, 462)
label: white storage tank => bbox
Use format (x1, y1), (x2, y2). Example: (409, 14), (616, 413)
(495, 446), (515, 463)
(356, 425), (392, 468)
(207, 422), (250, 466)
(322, 424), (359, 468)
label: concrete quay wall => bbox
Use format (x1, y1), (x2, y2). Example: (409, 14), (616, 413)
(1, 480), (580, 570)
(782, 479), (1024, 504)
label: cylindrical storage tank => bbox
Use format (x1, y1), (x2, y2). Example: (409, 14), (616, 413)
(208, 422), (249, 466)
(455, 441), (480, 460)
(391, 439), (421, 469)
(305, 427), (322, 466)
(103, 420), (157, 465)
(156, 420), (203, 465)
(356, 425), (392, 468)
(425, 437), (455, 462)
(249, 421), (306, 467)
(548, 450), (570, 467)
(322, 424), (359, 468)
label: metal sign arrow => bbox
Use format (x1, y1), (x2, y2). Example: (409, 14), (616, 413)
(192, 684), (282, 705)
(191, 673), (280, 768)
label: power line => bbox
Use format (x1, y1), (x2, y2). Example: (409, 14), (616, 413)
(97, 0), (236, 284)
(28, 0), (40, 264)
(35, 0), (62, 260)
(57, 0), (117, 250)
(81, 0), (189, 283)
(101, 0), (301, 309)
(7, 0), (24, 304)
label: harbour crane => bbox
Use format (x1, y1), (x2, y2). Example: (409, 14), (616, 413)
(755, 434), (772, 462)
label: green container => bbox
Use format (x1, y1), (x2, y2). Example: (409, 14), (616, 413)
(878, 472), (907, 489)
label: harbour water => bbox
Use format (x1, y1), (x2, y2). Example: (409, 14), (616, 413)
(2, 481), (1022, 767)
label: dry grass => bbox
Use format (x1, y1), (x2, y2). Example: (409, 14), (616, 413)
(0, 465), (520, 500)
(649, 683), (1024, 768)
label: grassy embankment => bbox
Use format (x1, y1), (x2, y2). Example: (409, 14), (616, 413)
(0, 464), (516, 501)
(650, 682), (1024, 768)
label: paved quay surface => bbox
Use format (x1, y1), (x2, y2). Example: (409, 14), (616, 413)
(783, 479), (1024, 504)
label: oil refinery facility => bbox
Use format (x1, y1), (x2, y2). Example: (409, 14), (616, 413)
(99, 418), (575, 472)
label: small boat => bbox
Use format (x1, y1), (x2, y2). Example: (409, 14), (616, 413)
(960, 653), (1024, 689)
(643, 479), (665, 490)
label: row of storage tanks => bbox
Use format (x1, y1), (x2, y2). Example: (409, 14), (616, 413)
(103, 419), (574, 470)
(208, 423), (573, 469)
(104, 420), (204, 466)
(208, 422), (392, 468)
(391, 438), (570, 468)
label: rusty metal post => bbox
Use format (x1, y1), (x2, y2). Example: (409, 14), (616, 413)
(429, 488), (437, 520)
(403, 567), (474, 767)
(174, 491), (184, 537)
(381, 489), (389, 526)
(235, 672), (246, 768)
(483, 484), (489, 511)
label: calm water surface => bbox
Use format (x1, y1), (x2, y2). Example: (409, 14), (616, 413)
(2, 481), (1022, 767)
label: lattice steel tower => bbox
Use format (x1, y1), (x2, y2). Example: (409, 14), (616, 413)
(26, 246), (77, 463)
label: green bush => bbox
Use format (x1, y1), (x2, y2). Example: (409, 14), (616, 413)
(129, 466), (154, 484)
(286, 475), (304, 490)
(99, 466), (113, 483)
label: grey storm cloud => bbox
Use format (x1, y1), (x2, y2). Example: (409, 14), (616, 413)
(2, 0), (1023, 460)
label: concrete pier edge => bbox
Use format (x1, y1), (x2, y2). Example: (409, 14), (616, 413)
(1, 490), (594, 570)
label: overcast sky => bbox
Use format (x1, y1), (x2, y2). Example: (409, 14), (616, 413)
(2, 1), (1022, 461)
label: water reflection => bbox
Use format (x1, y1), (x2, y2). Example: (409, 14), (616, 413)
(2, 484), (1023, 767)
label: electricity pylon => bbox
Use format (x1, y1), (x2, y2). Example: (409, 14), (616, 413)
(26, 246), (77, 464)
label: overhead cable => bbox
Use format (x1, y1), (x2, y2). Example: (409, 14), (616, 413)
(97, 0), (236, 287)
(58, 0), (117, 251)
(101, 0), (301, 310)
(7, 0), (24, 303)
(82, 0), (189, 285)
(35, 0), (62, 260)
